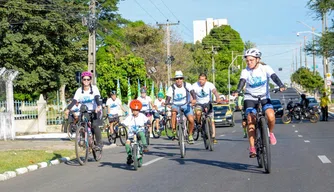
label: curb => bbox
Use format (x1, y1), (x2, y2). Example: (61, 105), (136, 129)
(0, 143), (117, 182)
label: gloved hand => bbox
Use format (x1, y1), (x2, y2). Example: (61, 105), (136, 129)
(125, 111), (129, 116)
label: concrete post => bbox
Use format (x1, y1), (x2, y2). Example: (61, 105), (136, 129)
(37, 94), (47, 133)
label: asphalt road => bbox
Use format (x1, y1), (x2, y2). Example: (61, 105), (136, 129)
(1, 108), (334, 192)
(270, 87), (301, 108)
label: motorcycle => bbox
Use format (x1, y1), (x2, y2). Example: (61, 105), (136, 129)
(282, 101), (319, 124)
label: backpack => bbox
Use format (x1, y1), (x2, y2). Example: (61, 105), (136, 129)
(171, 82), (191, 102)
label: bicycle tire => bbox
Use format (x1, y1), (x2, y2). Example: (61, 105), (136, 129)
(282, 114), (292, 124)
(178, 123), (186, 158)
(92, 140), (103, 162)
(165, 119), (174, 139)
(256, 125), (264, 168)
(205, 117), (213, 151)
(145, 127), (150, 145)
(105, 126), (113, 144)
(138, 145), (143, 168)
(75, 126), (88, 166)
(118, 126), (128, 146)
(66, 122), (75, 141)
(152, 119), (161, 138)
(132, 144), (139, 170)
(260, 117), (271, 173)
(193, 122), (200, 141)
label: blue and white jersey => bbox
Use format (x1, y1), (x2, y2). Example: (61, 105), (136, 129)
(122, 113), (148, 138)
(240, 64), (275, 101)
(106, 98), (122, 115)
(137, 96), (152, 112)
(73, 85), (100, 111)
(192, 81), (216, 104)
(166, 82), (193, 105)
(154, 98), (165, 112)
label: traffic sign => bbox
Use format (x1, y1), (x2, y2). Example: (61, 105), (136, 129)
(326, 80), (331, 86)
(326, 73), (331, 80)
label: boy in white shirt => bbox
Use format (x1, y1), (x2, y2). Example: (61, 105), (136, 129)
(153, 92), (166, 133)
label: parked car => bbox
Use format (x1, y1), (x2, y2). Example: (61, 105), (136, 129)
(306, 97), (321, 116)
(271, 99), (283, 117)
(213, 103), (234, 127)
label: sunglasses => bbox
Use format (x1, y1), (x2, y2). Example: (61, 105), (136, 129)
(82, 78), (91, 81)
(175, 78), (183, 80)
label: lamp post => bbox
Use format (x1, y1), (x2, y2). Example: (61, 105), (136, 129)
(228, 55), (243, 105)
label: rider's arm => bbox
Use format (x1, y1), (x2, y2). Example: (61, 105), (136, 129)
(270, 74), (284, 88)
(165, 96), (171, 105)
(236, 79), (246, 93)
(212, 88), (220, 102)
(67, 99), (78, 110)
(190, 90), (196, 100)
(94, 95), (102, 106)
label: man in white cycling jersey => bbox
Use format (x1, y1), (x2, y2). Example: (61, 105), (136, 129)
(137, 86), (154, 138)
(192, 73), (222, 144)
(233, 48), (285, 158)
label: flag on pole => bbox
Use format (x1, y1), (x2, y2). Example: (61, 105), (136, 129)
(165, 83), (168, 96)
(117, 78), (122, 101)
(159, 82), (163, 93)
(144, 80), (147, 88)
(150, 81), (155, 101)
(127, 78), (132, 104)
(137, 79), (141, 98)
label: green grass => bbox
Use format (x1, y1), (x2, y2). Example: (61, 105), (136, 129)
(0, 149), (76, 173)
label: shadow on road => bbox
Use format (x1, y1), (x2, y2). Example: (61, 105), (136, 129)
(98, 162), (134, 171)
(217, 138), (248, 142)
(65, 158), (100, 166)
(171, 158), (264, 174)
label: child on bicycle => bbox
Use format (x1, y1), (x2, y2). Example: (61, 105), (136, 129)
(123, 99), (150, 165)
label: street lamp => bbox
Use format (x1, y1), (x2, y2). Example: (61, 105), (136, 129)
(228, 55), (243, 105)
(296, 31), (322, 37)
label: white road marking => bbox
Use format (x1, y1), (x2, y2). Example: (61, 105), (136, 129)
(142, 157), (164, 166)
(232, 130), (236, 133)
(298, 135), (303, 137)
(304, 140), (310, 143)
(292, 125), (295, 127)
(318, 155), (332, 164)
(295, 130), (298, 133)
(220, 134), (225, 137)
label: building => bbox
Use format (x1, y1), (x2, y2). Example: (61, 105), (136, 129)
(193, 18), (228, 44)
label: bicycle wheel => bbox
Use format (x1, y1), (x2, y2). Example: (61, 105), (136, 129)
(132, 144), (139, 170)
(92, 139), (103, 162)
(178, 123), (186, 158)
(118, 125), (128, 146)
(75, 126), (88, 165)
(105, 126), (113, 144)
(256, 126), (264, 168)
(66, 122), (75, 141)
(260, 117), (271, 173)
(193, 123), (200, 141)
(165, 119), (174, 139)
(205, 117), (213, 151)
(282, 114), (292, 124)
(145, 128), (150, 145)
(152, 119), (161, 138)
(138, 145), (143, 168)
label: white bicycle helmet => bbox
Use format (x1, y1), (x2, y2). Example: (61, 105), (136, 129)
(244, 48), (262, 58)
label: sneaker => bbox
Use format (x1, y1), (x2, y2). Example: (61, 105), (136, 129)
(249, 147), (256, 158)
(172, 130), (177, 140)
(126, 155), (133, 165)
(150, 134), (153, 138)
(143, 146), (149, 153)
(243, 133), (247, 138)
(94, 143), (103, 151)
(212, 137), (218, 144)
(111, 133), (117, 139)
(270, 132), (277, 145)
(188, 135), (194, 144)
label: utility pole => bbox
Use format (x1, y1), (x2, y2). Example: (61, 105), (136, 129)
(157, 20), (179, 86)
(322, 11), (328, 92)
(295, 48), (298, 71)
(311, 27), (316, 74)
(300, 42), (302, 68)
(87, 0), (97, 85)
(304, 36), (307, 68)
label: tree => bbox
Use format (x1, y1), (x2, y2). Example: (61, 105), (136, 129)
(244, 40), (256, 50)
(291, 67), (323, 93)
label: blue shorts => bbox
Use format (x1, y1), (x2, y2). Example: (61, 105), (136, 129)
(244, 99), (274, 116)
(172, 104), (193, 116)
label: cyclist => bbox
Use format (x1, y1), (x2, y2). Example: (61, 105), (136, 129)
(106, 90), (128, 141)
(65, 71), (103, 150)
(237, 90), (247, 138)
(153, 92), (166, 134)
(137, 86), (154, 138)
(192, 73), (221, 144)
(123, 99), (150, 165)
(233, 48), (285, 158)
(165, 70), (197, 144)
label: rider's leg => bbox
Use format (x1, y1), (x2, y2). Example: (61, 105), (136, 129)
(247, 113), (257, 157)
(242, 119), (247, 138)
(195, 107), (202, 124)
(125, 140), (133, 164)
(148, 115), (153, 138)
(155, 118), (160, 130)
(138, 131), (148, 152)
(265, 107), (277, 145)
(92, 111), (103, 149)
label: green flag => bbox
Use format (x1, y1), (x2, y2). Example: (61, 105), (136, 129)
(150, 81), (155, 101)
(117, 78), (122, 101)
(137, 79), (141, 98)
(127, 78), (132, 103)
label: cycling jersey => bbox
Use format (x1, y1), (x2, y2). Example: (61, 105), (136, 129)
(167, 82), (193, 105)
(137, 96), (152, 112)
(106, 98), (122, 115)
(240, 64), (275, 101)
(73, 85), (100, 111)
(123, 113), (148, 138)
(154, 99), (165, 111)
(192, 81), (215, 104)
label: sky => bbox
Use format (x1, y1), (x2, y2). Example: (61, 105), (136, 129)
(117, 0), (330, 84)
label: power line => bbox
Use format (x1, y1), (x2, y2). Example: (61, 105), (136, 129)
(262, 47), (300, 58)
(133, 0), (157, 23)
(147, 0), (168, 20)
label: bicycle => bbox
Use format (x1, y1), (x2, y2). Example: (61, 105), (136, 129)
(75, 105), (103, 165)
(152, 110), (172, 139)
(167, 102), (190, 158)
(105, 114), (128, 146)
(244, 92), (272, 173)
(194, 105), (214, 151)
(128, 125), (147, 170)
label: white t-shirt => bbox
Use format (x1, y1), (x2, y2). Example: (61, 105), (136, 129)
(137, 96), (152, 111)
(192, 81), (216, 104)
(122, 113), (148, 138)
(240, 64), (275, 101)
(73, 85), (100, 111)
(166, 82), (193, 105)
(106, 98), (122, 115)
(154, 99), (166, 111)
